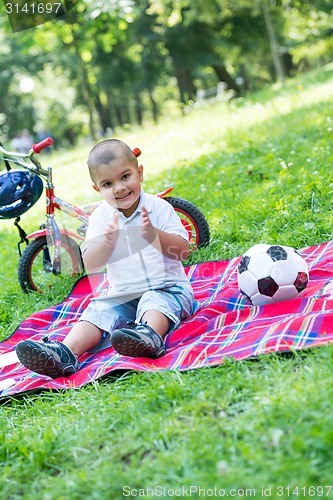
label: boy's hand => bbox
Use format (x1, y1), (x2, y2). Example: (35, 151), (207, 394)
(142, 206), (157, 243)
(104, 211), (119, 247)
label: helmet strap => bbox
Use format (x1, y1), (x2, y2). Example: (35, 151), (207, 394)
(14, 217), (29, 256)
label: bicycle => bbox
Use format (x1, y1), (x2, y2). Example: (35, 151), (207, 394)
(0, 138), (210, 294)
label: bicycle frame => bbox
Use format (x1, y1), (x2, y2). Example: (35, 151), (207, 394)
(30, 194), (87, 275)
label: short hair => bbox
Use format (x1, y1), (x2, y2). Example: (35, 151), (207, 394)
(87, 139), (138, 181)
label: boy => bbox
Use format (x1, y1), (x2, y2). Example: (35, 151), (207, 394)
(16, 139), (196, 379)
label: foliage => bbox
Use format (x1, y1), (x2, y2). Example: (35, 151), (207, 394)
(0, 0), (332, 143)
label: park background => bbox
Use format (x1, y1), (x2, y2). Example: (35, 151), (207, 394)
(0, 0), (332, 146)
(0, 1), (333, 498)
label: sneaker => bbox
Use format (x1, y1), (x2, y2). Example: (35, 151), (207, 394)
(16, 338), (79, 379)
(111, 322), (166, 359)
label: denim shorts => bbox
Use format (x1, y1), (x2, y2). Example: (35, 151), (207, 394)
(79, 284), (199, 352)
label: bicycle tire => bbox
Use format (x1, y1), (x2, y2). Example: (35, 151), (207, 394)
(164, 196), (210, 249)
(18, 235), (84, 293)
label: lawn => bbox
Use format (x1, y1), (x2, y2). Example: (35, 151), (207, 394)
(1, 64), (333, 499)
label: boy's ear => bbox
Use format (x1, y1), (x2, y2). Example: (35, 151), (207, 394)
(138, 164), (144, 182)
(92, 184), (100, 192)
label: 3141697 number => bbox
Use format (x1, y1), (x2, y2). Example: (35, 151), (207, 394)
(5, 2), (62, 14)
(276, 485), (332, 497)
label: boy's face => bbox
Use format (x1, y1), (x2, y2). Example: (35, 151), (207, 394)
(92, 157), (143, 217)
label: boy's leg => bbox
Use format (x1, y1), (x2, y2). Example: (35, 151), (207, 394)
(63, 321), (104, 357)
(110, 286), (194, 359)
(16, 321), (103, 379)
(140, 310), (170, 337)
(110, 308), (167, 359)
(16, 297), (140, 378)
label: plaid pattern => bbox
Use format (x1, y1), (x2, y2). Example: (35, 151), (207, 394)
(1, 240), (333, 398)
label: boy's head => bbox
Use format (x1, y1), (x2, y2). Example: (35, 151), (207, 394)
(88, 139), (138, 179)
(88, 139), (144, 217)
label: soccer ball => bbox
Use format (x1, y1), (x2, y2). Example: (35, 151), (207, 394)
(237, 244), (309, 306)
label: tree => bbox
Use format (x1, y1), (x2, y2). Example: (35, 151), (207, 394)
(1, 0), (332, 144)
(0, 16), (47, 140)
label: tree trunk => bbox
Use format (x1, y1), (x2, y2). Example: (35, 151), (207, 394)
(134, 93), (143, 125)
(114, 102), (123, 126)
(106, 91), (119, 129)
(94, 93), (114, 134)
(63, 16), (97, 140)
(212, 65), (239, 93)
(260, 0), (286, 81)
(71, 40), (97, 140)
(120, 103), (130, 125)
(148, 90), (159, 123)
(174, 65), (196, 104)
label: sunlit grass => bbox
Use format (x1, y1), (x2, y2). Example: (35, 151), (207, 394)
(2, 62), (332, 229)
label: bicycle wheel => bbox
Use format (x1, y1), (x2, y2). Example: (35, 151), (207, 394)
(18, 235), (84, 293)
(164, 197), (210, 249)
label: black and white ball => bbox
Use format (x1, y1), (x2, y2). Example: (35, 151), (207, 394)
(237, 244), (309, 306)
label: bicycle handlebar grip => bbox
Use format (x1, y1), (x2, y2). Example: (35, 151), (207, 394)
(32, 137), (54, 153)
(132, 147), (141, 158)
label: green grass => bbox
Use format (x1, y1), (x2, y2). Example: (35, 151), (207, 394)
(1, 64), (333, 498)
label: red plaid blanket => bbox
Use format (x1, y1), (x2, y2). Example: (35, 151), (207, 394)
(1, 240), (333, 398)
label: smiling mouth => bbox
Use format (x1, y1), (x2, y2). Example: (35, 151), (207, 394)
(116, 192), (131, 201)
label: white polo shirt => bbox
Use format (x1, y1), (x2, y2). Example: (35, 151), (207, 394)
(82, 190), (191, 293)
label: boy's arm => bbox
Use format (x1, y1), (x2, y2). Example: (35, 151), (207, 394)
(155, 230), (190, 261)
(82, 212), (119, 272)
(141, 205), (190, 261)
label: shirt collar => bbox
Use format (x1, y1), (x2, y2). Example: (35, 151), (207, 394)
(136, 189), (152, 213)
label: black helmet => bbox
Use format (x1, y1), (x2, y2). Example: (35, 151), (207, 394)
(0, 170), (43, 219)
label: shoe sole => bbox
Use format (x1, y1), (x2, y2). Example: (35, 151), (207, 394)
(16, 341), (76, 379)
(111, 331), (165, 359)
